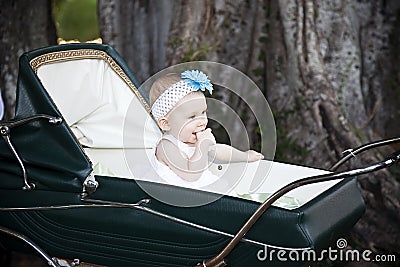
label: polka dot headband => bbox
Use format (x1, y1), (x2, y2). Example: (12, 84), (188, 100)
(151, 70), (213, 120)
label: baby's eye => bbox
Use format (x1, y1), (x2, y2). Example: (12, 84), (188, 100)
(188, 115), (196, 119)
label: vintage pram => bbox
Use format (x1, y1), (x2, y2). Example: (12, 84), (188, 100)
(0, 43), (399, 267)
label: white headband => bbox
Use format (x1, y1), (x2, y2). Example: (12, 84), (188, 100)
(151, 70), (213, 120)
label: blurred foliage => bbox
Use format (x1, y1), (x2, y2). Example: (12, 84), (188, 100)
(52, 0), (99, 42)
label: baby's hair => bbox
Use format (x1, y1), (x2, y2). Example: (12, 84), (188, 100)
(149, 73), (181, 107)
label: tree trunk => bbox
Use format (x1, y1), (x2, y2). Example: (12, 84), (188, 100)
(267, 0), (400, 258)
(98, 0), (174, 83)
(0, 0), (57, 120)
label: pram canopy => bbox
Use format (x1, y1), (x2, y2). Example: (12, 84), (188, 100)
(0, 43), (367, 267)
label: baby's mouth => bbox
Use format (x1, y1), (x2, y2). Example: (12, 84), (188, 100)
(192, 130), (202, 140)
(193, 129), (204, 136)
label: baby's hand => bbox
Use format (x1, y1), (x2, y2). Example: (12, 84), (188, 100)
(196, 128), (216, 146)
(246, 150), (264, 162)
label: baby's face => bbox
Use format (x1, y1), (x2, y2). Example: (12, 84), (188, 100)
(166, 92), (208, 145)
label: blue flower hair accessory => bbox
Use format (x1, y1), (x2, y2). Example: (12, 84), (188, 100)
(181, 70), (213, 94)
(151, 70), (214, 120)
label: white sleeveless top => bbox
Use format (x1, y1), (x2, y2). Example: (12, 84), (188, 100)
(150, 135), (219, 188)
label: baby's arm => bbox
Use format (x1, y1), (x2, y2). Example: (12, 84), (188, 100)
(210, 144), (264, 162)
(156, 130), (215, 181)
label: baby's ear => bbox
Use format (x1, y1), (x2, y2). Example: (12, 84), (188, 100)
(157, 117), (170, 131)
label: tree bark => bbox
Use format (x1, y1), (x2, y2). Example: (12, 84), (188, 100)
(266, 0), (400, 256)
(98, 0), (174, 83)
(0, 0), (57, 120)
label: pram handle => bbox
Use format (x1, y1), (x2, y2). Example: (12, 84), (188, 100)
(330, 136), (400, 171)
(197, 148), (400, 267)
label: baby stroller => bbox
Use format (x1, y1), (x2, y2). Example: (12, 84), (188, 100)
(0, 43), (398, 267)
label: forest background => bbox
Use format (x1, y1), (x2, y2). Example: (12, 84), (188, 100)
(0, 0), (399, 266)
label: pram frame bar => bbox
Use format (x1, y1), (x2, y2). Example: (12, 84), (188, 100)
(0, 196), (312, 251)
(0, 114), (62, 191)
(330, 136), (400, 171)
(0, 225), (61, 267)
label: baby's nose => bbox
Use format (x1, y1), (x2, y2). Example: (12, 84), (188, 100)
(198, 116), (207, 126)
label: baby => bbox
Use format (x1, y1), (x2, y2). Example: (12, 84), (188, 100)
(149, 70), (263, 187)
